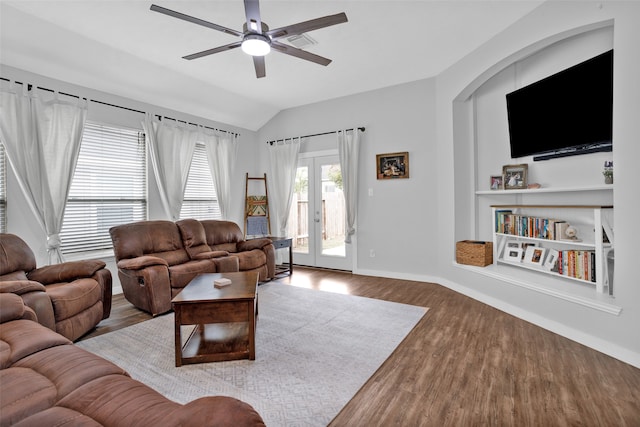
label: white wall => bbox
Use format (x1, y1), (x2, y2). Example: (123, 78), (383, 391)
(436, 1), (640, 367)
(1, 65), (259, 292)
(257, 78), (439, 278)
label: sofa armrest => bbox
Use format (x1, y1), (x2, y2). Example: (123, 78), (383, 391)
(192, 250), (230, 260)
(173, 396), (266, 426)
(0, 293), (29, 323)
(0, 280), (55, 330)
(0, 280), (46, 295)
(117, 256), (169, 271)
(28, 260), (106, 285)
(237, 238), (272, 252)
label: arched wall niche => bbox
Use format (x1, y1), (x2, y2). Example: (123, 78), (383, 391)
(452, 20), (614, 242)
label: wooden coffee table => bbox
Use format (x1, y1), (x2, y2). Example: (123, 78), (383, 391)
(171, 272), (259, 367)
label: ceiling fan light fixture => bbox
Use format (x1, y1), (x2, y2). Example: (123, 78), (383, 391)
(242, 34), (271, 56)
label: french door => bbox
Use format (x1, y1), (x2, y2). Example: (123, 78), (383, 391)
(287, 153), (352, 270)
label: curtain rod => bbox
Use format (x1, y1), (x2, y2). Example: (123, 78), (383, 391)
(266, 126), (365, 145)
(0, 77), (240, 137)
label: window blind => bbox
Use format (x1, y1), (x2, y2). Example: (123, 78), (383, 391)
(60, 122), (147, 254)
(179, 142), (221, 220)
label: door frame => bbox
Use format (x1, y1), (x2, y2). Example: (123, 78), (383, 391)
(292, 150), (353, 271)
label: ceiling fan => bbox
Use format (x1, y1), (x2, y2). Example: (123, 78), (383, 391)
(150, 0), (348, 78)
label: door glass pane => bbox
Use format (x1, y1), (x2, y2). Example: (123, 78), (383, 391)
(289, 166), (309, 254)
(321, 163), (345, 257)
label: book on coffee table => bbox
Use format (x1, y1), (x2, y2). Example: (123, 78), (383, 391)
(214, 278), (232, 288)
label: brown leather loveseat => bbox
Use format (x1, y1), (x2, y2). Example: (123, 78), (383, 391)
(0, 233), (112, 341)
(110, 219), (275, 316)
(0, 292), (265, 426)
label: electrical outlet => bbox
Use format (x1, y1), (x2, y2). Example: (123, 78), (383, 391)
(369, 249), (375, 258)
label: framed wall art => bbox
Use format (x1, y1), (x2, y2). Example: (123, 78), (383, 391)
(376, 152), (409, 179)
(503, 164), (528, 190)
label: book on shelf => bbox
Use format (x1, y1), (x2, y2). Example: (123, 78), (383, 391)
(557, 250), (596, 282)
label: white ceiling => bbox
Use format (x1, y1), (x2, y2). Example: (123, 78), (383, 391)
(0, 1), (542, 131)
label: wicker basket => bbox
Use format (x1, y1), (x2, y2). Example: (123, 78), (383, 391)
(456, 240), (493, 267)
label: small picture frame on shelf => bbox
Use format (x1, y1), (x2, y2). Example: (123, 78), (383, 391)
(506, 240), (521, 249)
(524, 246), (547, 266)
(521, 242), (538, 260)
(503, 164), (528, 190)
(544, 249), (559, 271)
(490, 175), (503, 190)
(504, 247), (523, 263)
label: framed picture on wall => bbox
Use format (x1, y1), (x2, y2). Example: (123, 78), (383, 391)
(376, 152), (409, 179)
(502, 164), (528, 190)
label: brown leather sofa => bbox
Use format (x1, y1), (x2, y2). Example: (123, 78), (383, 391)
(0, 233), (112, 341)
(0, 292), (265, 427)
(110, 219), (275, 316)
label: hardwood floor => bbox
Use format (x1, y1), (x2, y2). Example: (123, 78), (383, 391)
(83, 267), (640, 426)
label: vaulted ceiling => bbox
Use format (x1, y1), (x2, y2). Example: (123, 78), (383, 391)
(0, 1), (542, 130)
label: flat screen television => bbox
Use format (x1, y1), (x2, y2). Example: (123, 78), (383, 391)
(506, 49), (613, 161)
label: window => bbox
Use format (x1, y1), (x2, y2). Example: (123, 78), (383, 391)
(179, 142), (221, 220)
(0, 143), (6, 232)
(60, 122), (147, 254)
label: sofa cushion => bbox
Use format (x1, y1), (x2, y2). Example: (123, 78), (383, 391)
(0, 367), (57, 426)
(57, 375), (183, 426)
(0, 233), (37, 277)
(12, 406), (102, 427)
(54, 302), (104, 342)
(109, 220), (189, 266)
(201, 220), (244, 246)
(234, 250), (267, 271)
(168, 259), (216, 290)
(0, 319), (70, 368)
(46, 279), (102, 322)
(14, 345), (127, 400)
(176, 218), (212, 259)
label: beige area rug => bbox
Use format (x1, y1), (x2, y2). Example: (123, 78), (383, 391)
(76, 283), (427, 426)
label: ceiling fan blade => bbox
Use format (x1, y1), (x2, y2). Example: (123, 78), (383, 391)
(267, 13), (348, 40)
(183, 41), (242, 60)
(253, 56), (266, 78)
(271, 41), (332, 66)
(244, 0), (263, 33)
(150, 4), (242, 37)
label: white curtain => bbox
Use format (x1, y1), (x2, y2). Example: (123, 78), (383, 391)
(268, 138), (301, 237)
(337, 128), (362, 243)
(143, 114), (197, 221)
(201, 129), (238, 219)
(0, 83), (87, 263)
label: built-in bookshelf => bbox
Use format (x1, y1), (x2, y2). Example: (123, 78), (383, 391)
(492, 205), (613, 295)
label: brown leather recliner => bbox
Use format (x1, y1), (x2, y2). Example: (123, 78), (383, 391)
(0, 233), (112, 341)
(109, 219), (275, 316)
(0, 292), (266, 427)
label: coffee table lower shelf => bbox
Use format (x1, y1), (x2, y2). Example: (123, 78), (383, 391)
(180, 322), (251, 365)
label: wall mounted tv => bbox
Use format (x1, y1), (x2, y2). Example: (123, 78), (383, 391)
(506, 49), (613, 161)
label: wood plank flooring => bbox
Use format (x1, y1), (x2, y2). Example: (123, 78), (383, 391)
(82, 267), (640, 426)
